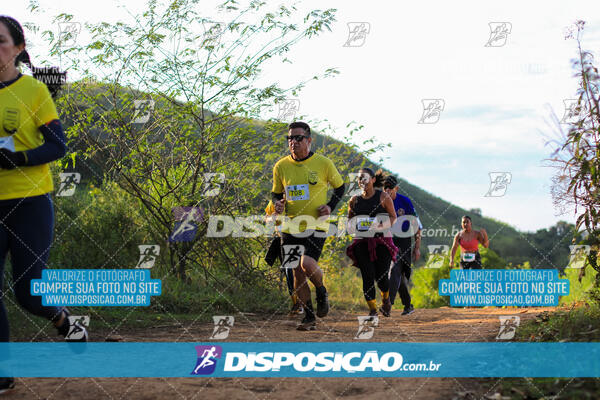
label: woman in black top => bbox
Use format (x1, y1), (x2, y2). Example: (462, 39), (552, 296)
(346, 168), (398, 317)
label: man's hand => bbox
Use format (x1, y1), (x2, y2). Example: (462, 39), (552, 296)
(413, 247), (421, 262)
(274, 199), (286, 214)
(449, 260), (454, 268)
(317, 204), (331, 217)
(0, 149), (26, 170)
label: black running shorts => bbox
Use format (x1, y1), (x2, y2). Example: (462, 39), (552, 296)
(460, 251), (482, 269)
(281, 230), (327, 262)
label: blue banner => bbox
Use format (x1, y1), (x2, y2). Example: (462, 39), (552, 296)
(1, 342), (599, 377)
(439, 269), (569, 306)
(30, 269), (161, 306)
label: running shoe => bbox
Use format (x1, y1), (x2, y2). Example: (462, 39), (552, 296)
(379, 298), (392, 317)
(0, 377), (15, 395)
(296, 315), (316, 331)
(401, 305), (415, 315)
(315, 286), (329, 318)
(57, 309), (89, 342)
(368, 309), (378, 321)
(288, 301), (303, 317)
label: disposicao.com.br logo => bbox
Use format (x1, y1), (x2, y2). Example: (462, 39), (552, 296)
(193, 348), (442, 375)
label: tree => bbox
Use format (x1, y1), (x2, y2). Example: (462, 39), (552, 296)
(547, 20), (600, 295)
(37, 0), (338, 282)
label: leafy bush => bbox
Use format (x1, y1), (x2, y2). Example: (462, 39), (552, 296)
(50, 181), (149, 269)
(560, 263), (598, 305)
(411, 247), (507, 308)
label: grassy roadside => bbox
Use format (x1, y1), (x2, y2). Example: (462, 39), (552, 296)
(5, 302), (213, 341)
(4, 273), (289, 341)
(516, 302), (600, 342)
(479, 302), (600, 399)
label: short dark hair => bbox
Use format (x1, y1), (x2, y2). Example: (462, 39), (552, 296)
(462, 215), (472, 222)
(288, 121), (310, 135)
(384, 175), (398, 189)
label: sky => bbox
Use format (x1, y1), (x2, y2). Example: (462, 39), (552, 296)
(5, 0), (600, 232)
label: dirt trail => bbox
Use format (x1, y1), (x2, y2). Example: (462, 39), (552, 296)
(6, 307), (553, 400)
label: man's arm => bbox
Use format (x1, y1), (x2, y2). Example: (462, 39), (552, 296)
(272, 192), (285, 214)
(403, 196), (422, 261)
(271, 192), (284, 202)
(271, 163), (285, 214)
(319, 158), (345, 217)
(413, 228), (422, 261)
(318, 183), (346, 216)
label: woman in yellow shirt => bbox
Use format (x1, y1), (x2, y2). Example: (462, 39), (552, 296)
(0, 15), (88, 394)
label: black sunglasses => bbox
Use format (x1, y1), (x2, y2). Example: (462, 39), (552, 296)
(287, 135), (308, 142)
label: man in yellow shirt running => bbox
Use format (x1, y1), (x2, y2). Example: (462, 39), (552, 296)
(272, 121), (345, 330)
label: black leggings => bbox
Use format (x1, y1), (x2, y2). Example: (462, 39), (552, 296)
(284, 267), (294, 296)
(389, 244), (411, 307)
(0, 194), (63, 342)
(354, 242), (391, 301)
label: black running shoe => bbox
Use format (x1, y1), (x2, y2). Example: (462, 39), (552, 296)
(315, 286), (329, 318)
(288, 301), (304, 317)
(58, 310), (89, 342)
(296, 315), (316, 331)
(368, 309), (378, 321)
(0, 377), (15, 395)
(379, 298), (392, 317)
(401, 305), (415, 315)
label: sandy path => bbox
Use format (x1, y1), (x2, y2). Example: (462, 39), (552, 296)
(5, 307), (552, 400)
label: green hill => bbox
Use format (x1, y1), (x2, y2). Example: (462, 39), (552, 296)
(57, 82), (576, 270)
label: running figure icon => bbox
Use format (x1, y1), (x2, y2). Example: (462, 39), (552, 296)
(193, 347), (218, 374)
(281, 245), (304, 269)
(170, 207), (202, 242)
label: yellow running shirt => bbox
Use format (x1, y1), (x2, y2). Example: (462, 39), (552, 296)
(0, 75), (58, 200)
(272, 153), (344, 233)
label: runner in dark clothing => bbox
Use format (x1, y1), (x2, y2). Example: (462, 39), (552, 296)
(346, 168), (398, 317)
(0, 15), (88, 394)
(384, 175), (422, 315)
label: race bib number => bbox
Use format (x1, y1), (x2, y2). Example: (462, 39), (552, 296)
(0, 136), (15, 152)
(357, 217), (376, 232)
(286, 184), (309, 201)
(462, 252), (476, 262)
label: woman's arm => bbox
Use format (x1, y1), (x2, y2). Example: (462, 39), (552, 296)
(347, 196), (357, 219)
(450, 232), (460, 267)
(25, 120), (67, 166)
(478, 228), (489, 248)
(379, 191), (397, 229)
(1, 120), (69, 169)
(346, 196), (357, 234)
